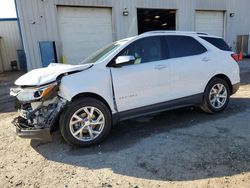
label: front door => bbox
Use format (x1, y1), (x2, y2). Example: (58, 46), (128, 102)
(111, 36), (171, 112)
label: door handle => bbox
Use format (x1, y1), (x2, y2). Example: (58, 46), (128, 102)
(202, 57), (211, 62)
(155, 65), (167, 70)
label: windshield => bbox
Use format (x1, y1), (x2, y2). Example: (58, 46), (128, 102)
(80, 42), (122, 64)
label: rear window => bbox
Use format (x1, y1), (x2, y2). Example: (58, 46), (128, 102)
(200, 37), (231, 51)
(164, 36), (207, 59)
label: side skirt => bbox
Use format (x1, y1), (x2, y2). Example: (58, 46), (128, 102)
(113, 93), (203, 122)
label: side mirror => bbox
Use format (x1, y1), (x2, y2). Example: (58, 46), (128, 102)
(115, 56), (135, 67)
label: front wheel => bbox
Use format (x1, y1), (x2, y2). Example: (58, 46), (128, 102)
(201, 78), (230, 114)
(60, 97), (112, 147)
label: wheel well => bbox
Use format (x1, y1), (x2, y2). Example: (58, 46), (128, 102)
(208, 74), (233, 94)
(50, 93), (112, 133)
(71, 92), (112, 112)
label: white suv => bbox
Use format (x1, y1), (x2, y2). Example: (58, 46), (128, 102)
(10, 31), (240, 146)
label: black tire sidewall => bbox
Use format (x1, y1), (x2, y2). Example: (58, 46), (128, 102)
(60, 97), (111, 147)
(204, 78), (230, 113)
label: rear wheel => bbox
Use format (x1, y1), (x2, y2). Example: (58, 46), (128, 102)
(60, 97), (111, 147)
(201, 78), (230, 113)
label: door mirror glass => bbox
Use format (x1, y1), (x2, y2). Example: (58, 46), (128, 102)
(115, 55), (135, 66)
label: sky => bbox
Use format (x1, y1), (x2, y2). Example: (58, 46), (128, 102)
(0, 0), (17, 18)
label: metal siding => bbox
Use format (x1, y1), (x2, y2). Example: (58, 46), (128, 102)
(0, 21), (22, 71)
(195, 0), (227, 10)
(177, 0), (195, 31)
(16, 0), (250, 70)
(16, 0), (37, 70)
(226, 0), (250, 53)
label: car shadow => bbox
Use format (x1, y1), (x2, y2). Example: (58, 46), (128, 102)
(31, 96), (250, 181)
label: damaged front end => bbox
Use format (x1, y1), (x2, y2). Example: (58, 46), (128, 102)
(10, 82), (66, 141)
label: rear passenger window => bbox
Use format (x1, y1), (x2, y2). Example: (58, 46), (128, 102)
(164, 36), (207, 58)
(200, 37), (231, 51)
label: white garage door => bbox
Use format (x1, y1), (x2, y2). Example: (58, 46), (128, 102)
(195, 11), (224, 37)
(58, 7), (113, 64)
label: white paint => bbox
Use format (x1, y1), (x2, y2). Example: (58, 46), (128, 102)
(195, 11), (224, 37)
(14, 32), (239, 114)
(60, 33), (239, 112)
(15, 63), (92, 86)
(169, 51), (216, 99)
(111, 59), (171, 111)
(57, 6), (113, 64)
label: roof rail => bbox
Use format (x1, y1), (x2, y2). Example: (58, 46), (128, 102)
(141, 30), (209, 35)
(196, 32), (209, 35)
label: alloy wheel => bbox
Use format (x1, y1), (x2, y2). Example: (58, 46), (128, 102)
(69, 106), (105, 141)
(209, 83), (228, 109)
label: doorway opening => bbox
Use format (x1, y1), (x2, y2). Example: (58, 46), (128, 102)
(137, 8), (176, 34)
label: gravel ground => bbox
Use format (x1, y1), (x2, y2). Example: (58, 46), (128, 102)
(0, 60), (250, 188)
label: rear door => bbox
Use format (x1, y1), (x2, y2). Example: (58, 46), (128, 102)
(164, 35), (216, 99)
(111, 36), (171, 112)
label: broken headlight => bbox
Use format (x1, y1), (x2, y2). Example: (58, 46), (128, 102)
(10, 82), (58, 102)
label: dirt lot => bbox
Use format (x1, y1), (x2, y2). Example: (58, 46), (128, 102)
(0, 61), (250, 188)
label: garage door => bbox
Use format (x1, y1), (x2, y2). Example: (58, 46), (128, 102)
(58, 7), (113, 64)
(195, 11), (224, 37)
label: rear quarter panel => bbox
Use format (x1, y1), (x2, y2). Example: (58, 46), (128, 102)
(215, 52), (240, 85)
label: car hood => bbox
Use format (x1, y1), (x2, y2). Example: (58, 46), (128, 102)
(15, 63), (93, 86)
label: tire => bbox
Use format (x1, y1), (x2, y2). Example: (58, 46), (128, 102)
(59, 97), (112, 147)
(201, 78), (230, 114)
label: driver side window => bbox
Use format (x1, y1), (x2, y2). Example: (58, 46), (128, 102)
(119, 36), (163, 65)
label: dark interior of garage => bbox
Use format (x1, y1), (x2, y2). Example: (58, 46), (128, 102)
(137, 8), (176, 34)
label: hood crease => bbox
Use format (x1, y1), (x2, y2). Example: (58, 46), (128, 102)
(15, 63), (93, 86)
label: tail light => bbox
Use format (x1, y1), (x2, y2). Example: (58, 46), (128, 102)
(231, 53), (239, 62)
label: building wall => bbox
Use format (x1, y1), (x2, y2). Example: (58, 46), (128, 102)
(0, 19), (22, 72)
(16, 0), (250, 70)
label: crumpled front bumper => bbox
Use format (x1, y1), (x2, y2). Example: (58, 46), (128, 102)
(11, 96), (66, 141)
(12, 116), (52, 141)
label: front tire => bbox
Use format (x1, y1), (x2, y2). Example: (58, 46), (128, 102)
(201, 78), (230, 114)
(60, 97), (112, 147)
